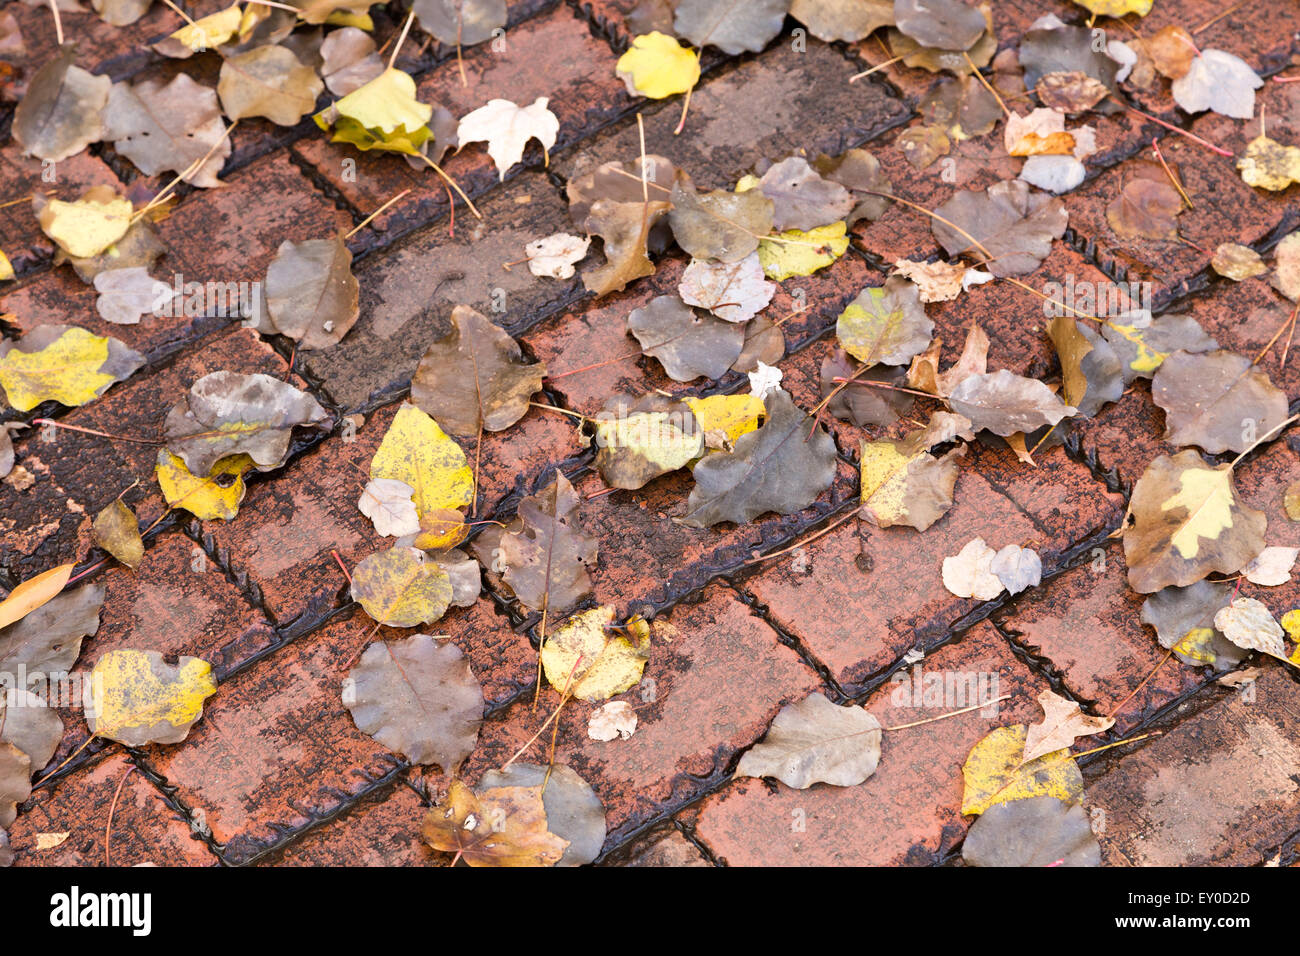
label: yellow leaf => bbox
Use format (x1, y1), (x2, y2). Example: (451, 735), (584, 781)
(1171, 627), (1221, 665)
(540, 606), (649, 702)
(413, 508), (469, 551)
(684, 394), (764, 447)
(1072, 0), (1152, 15)
(37, 186), (132, 260)
(350, 546), (453, 628)
(758, 221), (849, 280)
(167, 4), (243, 54)
(370, 404), (474, 518)
(315, 68), (433, 156)
(1162, 467), (1234, 560)
(324, 10), (373, 28)
(0, 250), (13, 281)
(960, 724), (1083, 816)
(1237, 134), (1300, 191)
(87, 648), (217, 746)
(859, 440), (913, 521)
(155, 450), (250, 521)
(34, 832), (69, 850)
(0, 563), (73, 630)
(616, 32), (700, 99)
(735, 175), (761, 193)
(0, 326), (130, 412)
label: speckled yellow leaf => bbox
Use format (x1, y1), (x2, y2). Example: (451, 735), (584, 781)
(1071, 0), (1152, 16)
(1237, 134), (1300, 191)
(960, 724), (1083, 817)
(167, 5), (243, 53)
(540, 605), (649, 702)
(616, 32), (700, 99)
(88, 648), (217, 746)
(0, 563), (73, 631)
(758, 221), (849, 280)
(684, 394), (764, 447)
(315, 67), (433, 155)
(413, 508), (469, 551)
(155, 450), (250, 521)
(370, 404), (474, 518)
(350, 546), (453, 628)
(0, 326), (143, 412)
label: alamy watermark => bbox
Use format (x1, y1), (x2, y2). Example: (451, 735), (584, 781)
(1040, 277), (1153, 319)
(890, 665), (1001, 715)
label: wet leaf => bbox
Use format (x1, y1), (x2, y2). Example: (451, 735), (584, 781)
(457, 97), (558, 181)
(684, 393), (766, 448)
(627, 294), (745, 381)
(0, 744), (30, 827)
(1140, 580), (1244, 669)
(344, 634), (483, 768)
(1124, 450), (1266, 593)
(733, 314), (786, 372)
(737, 691), (881, 789)
(91, 0), (153, 26)
(1022, 689), (1113, 763)
(63, 219), (167, 284)
(540, 605), (649, 702)
(87, 649), (218, 746)
(104, 74), (231, 187)
(156, 450), (251, 521)
(314, 68), (433, 156)
(584, 197), (673, 297)
(592, 394), (704, 490)
(678, 252), (776, 323)
(683, 389), (837, 527)
(1215, 598), (1290, 662)
(942, 537), (1004, 600)
(962, 795), (1100, 867)
(885, 12), (996, 75)
(588, 702), (638, 741)
(94, 267), (162, 325)
(1047, 316), (1123, 418)
(164, 371), (330, 477)
(154, 4), (242, 57)
(960, 724), (1083, 817)
(218, 44), (323, 126)
(616, 31), (700, 99)
(525, 233), (590, 279)
(1211, 242), (1268, 280)
(320, 26), (384, 96)
(892, 259), (969, 303)
(669, 172), (773, 262)
(813, 148), (893, 224)
(673, 0), (789, 54)
(1004, 107), (1077, 156)
(264, 235), (360, 350)
(1274, 232), (1300, 302)
(369, 406), (473, 520)
(1152, 350), (1288, 455)
(1072, 0), (1151, 16)
(931, 179), (1067, 277)
(351, 546), (454, 628)
(0, 582), (104, 688)
(494, 473), (598, 614)
(1286, 481), (1300, 521)
(1019, 21), (1118, 92)
(1244, 546), (1300, 587)
(790, 0), (893, 41)
(0, 689), (63, 773)
(479, 763), (606, 866)
(12, 45), (110, 162)
(1172, 49), (1261, 120)
(822, 351), (911, 427)
(358, 478), (421, 537)
(758, 157), (854, 232)
(421, 780), (567, 867)
(1020, 154), (1087, 195)
(1101, 313), (1217, 382)
(948, 369), (1076, 437)
(37, 185), (132, 259)
(894, 0), (985, 51)
(836, 277), (933, 367)
(1107, 174), (1182, 241)
(93, 499), (143, 569)
(411, 0), (507, 45)
(0, 325), (144, 412)
(758, 220), (849, 279)
(991, 544), (1042, 595)
(1144, 25), (1197, 80)
(1036, 70), (1109, 113)
(1237, 134), (1300, 192)
(567, 155), (674, 232)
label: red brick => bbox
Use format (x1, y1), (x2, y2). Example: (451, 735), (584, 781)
(1088, 669), (1300, 866)
(608, 825), (710, 866)
(693, 622), (1048, 865)
(1070, 383), (1170, 494)
(274, 781), (442, 866)
(3, 3), (185, 88)
(10, 753), (216, 867)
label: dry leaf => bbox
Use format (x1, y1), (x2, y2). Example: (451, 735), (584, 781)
(588, 701), (637, 741)
(679, 253), (776, 323)
(456, 97), (558, 181)
(670, 171), (773, 262)
(860, 427), (963, 531)
(264, 235), (360, 350)
(835, 277), (933, 367)
(540, 605), (649, 702)
(1140, 580), (1244, 670)
(1152, 350), (1288, 455)
(894, 0), (986, 51)
(1244, 547), (1300, 586)
(789, 0), (894, 42)
(411, 0), (507, 45)
(961, 724), (1083, 817)
(947, 369), (1076, 437)
(991, 544), (1042, 595)
(0, 582), (105, 685)
(12, 45), (110, 162)
(369, 403), (475, 518)
(821, 351), (911, 427)
(94, 267), (162, 325)
(627, 295), (745, 381)
(1215, 598), (1289, 662)
(941, 537), (1004, 600)
(1107, 174), (1183, 240)
(1101, 313), (1218, 383)
(758, 157), (854, 232)
(87, 649), (218, 746)
(673, 0), (789, 54)
(592, 394), (704, 490)
(478, 763), (605, 866)
(92, 499), (143, 569)
(319, 26), (384, 96)
(104, 74), (231, 188)
(351, 546), (453, 628)
(1211, 243), (1268, 280)
(931, 180), (1067, 277)
(358, 478), (421, 537)
(1022, 688), (1113, 763)
(1172, 49), (1261, 120)
(737, 692), (881, 789)
(525, 233), (590, 279)
(218, 45), (323, 125)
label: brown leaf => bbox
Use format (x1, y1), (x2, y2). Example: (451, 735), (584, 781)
(962, 796), (1099, 867)
(932, 179), (1067, 277)
(820, 350), (911, 427)
(422, 780), (568, 867)
(1106, 167), (1183, 240)
(1047, 315), (1123, 417)
(478, 763), (605, 866)
(411, 0), (508, 45)
(894, 0), (986, 51)
(732, 314), (786, 372)
(669, 171), (773, 263)
(812, 148), (893, 224)
(935, 322), (989, 395)
(411, 305), (545, 436)
(1035, 70), (1109, 112)
(627, 295), (745, 381)
(592, 393), (704, 490)
(948, 369), (1076, 436)
(758, 157), (854, 232)
(264, 235), (360, 350)
(790, 0), (894, 42)
(584, 197), (672, 298)
(1140, 580), (1246, 670)
(0, 743), (31, 828)
(1152, 350), (1288, 454)
(0, 583), (104, 680)
(1022, 688), (1114, 763)
(92, 499), (143, 569)
(1145, 25), (1198, 79)
(1211, 243), (1267, 280)
(835, 276), (933, 367)
(217, 44), (323, 126)
(319, 26), (385, 96)
(13, 45), (110, 163)
(103, 74), (231, 188)
(673, 0), (789, 54)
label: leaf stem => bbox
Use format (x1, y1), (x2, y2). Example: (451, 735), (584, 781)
(344, 189), (412, 239)
(884, 694), (1012, 731)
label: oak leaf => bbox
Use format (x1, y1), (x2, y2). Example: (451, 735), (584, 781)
(1022, 688), (1113, 763)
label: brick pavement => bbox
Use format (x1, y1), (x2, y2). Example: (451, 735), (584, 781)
(2, 0), (1300, 867)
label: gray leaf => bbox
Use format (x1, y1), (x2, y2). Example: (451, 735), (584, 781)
(479, 762), (606, 866)
(737, 692), (882, 789)
(627, 295), (745, 382)
(962, 796), (1100, 867)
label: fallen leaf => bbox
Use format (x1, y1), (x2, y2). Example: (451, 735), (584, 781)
(1172, 49), (1261, 120)
(351, 546), (454, 628)
(344, 634), (483, 768)
(1215, 598), (1290, 662)
(218, 44), (323, 125)
(757, 221), (849, 279)
(1211, 242), (1268, 280)
(0, 564), (74, 632)
(478, 763), (605, 866)
(103, 74), (231, 187)
(894, 0), (986, 52)
(931, 179), (1068, 277)
(678, 253), (776, 323)
(94, 267), (162, 325)
(1072, 0), (1152, 18)
(0, 423), (22, 479)
(0, 689), (64, 772)
(860, 425), (963, 531)
(34, 831), (70, 851)
(588, 701), (638, 741)
(627, 294), (745, 381)
(1022, 688), (1113, 763)
(758, 157), (854, 232)
(789, 0), (893, 42)
(1107, 174), (1183, 240)
(0, 744), (30, 827)
(1273, 232), (1300, 302)
(1152, 350), (1288, 455)
(0, 325), (144, 412)
(813, 148), (893, 224)
(1020, 154), (1087, 195)
(1048, 315), (1124, 418)
(835, 277), (933, 367)
(12, 46), (110, 162)
(0, 582), (104, 686)
(264, 235), (360, 350)
(62, 219), (167, 285)
(1101, 313), (1218, 382)
(1143, 24), (1197, 79)
(616, 31), (700, 99)
(164, 371), (330, 477)
(1036, 71), (1109, 112)
(37, 186), (132, 259)
(942, 537), (1004, 600)
(673, 0), (789, 54)
(961, 724), (1083, 817)
(154, 4), (242, 57)
(683, 389), (838, 527)
(737, 692), (882, 789)
(525, 233), (590, 279)
(991, 544), (1042, 595)
(821, 351), (911, 427)
(733, 314), (786, 372)
(584, 197), (673, 297)
(1237, 134), (1300, 191)
(1218, 666), (1265, 688)
(87, 649), (218, 746)
(962, 795), (1100, 867)
(370, 404), (475, 519)
(421, 780), (567, 867)
(1124, 450), (1266, 593)
(92, 499), (143, 569)
(592, 394), (704, 490)
(1244, 546), (1300, 586)
(669, 171), (773, 263)
(948, 369), (1076, 437)
(1140, 580), (1240, 665)
(456, 97), (558, 181)
(358, 478), (421, 537)
(684, 393), (766, 448)
(319, 26), (385, 96)
(414, 509), (471, 552)
(932, 322), (990, 396)
(1004, 107), (1076, 157)
(155, 450), (251, 520)
(1019, 20), (1119, 93)
(411, 0), (507, 45)
(1285, 481), (1300, 521)
(491, 473), (598, 614)
(314, 68), (433, 156)
(892, 259), (969, 303)
(540, 605), (649, 702)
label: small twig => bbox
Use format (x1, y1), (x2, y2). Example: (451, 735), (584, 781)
(331, 550), (353, 586)
(47, 0), (63, 45)
(848, 53), (906, 83)
(1113, 98), (1234, 157)
(344, 189), (412, 239)
(415, 153), (482, 220)
(1151, 138), (1193, 208)
(884, 694), (1012, 732)
(545, 350), (643, 381)
(158, 0), (197, 28)
(1193, 0), (1250, 34)
(31, 419), (160, 445)
(388, 8), (416, 71)
(963, 52), (1010, 118)
(1229, 413), (1300, 470)
(1107, 651), (1172, 719)
(1252, 300), (1300, 366)
(743, 508), (860, 567)
(104, 763), (137, 866)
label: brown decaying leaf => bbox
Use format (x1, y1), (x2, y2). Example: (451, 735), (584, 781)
(962, 796), (1100, 867)
(1140, 580), (1245, 670)
(678, 252), (776, 323)
(0, 743), (31, 828)
(0, 584), (104, 680)
(479, 763), (606, 866)
(1106, 175), (1183, 241)
(813, 148), (893, 224)
(1035, 71), (1109, 113)
(789, 0), (893, 42)
(898, 124), (950, 170)
(93, 499), (143, 569)
(919, 75), (1001, 141)
(1019, 21), (1118, 92)
(1145, 25), (1197, 80)
(351, 547), (454, 628)
(1022, 688), (1114, 763)
(319, 26), (385, 97)
(411, 305), (546, 436)
(821, 350), (911, 427)
(263, 235), (360, 351)
(683, 388), (838, 528)
(947, 369), (1076, 437)
(732, 314), (786, 372)
(669, 171), (773, 263)
(584, 198), (672, 298)
(421, 780), (568, 867)
(1211, 243), (1267, 281)
(344, 634), (483, 769)
(103, 74), (231, 188)
(932, 179), (1068, 277)
(218, 45), (324, 126)
(0, 688), (63, 773)
(12, 45), (110, 162)
(627, 295), (745, 382)
(1272, 232), (1300, 302)
(673, 0), (790, 55)
(592, 393), (704, 490)
(1047, 316), (1123, 418)
(893, 0), (986, 52)
(1152, 350), (1288, 455)
(411, 0), (508, 45)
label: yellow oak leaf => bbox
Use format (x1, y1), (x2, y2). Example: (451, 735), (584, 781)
(961, 724), (1083, 817)
(684, 394), (764, 447)
(540, 605), (649, 702)
(369, 404), (474, 518)
(1162, 467), (1234, 560)
(155, 450), (251, 521)
(315, 68), (433, 156)
(616, 32), (700, 99)
(0, 326), (142, 412)
(87, 648), (218, 746)
(758, 221), (849, 280)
